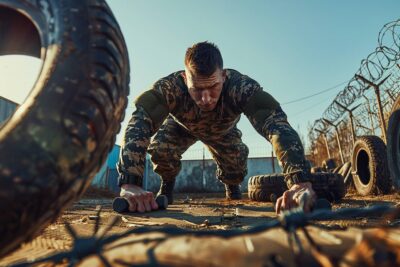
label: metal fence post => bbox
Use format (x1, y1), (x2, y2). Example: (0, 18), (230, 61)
(323, 119), (345, 164)
(334, 101), (361, 146)
(315, 128), (331, 159)
(355, 74), (391, 141)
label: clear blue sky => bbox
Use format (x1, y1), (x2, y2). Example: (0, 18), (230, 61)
(108, 0), (400, 158)
(1, 0), (399, 159)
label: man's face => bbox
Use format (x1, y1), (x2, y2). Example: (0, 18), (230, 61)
(183, 68), (226, 111)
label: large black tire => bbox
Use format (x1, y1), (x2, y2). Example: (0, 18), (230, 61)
(351, 136), (392, 196)
(248, 174), (287, 202)
(0, 0), (129, 257)
(387, 109), (400, 190)
(248, 172), (346, 202)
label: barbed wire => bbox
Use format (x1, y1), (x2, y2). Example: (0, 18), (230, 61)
(310, 19), (400, 144)
(10, 195), (399, 267)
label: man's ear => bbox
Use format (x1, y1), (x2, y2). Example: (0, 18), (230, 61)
(222, 69), (227, 82)
(181, 71), (187, 85)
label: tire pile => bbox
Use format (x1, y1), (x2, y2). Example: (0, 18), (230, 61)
(248, 172), (346, 202)
(248, 134), (393, 202)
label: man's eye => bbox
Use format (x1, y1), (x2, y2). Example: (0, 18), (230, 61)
(191, 88), (201, 93)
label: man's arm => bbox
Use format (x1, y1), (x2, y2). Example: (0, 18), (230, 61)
(117, 106), (154, 186)
(244, 91), (310, 184)
(243, 90), (315, 213)
(117, 88), (169, 212)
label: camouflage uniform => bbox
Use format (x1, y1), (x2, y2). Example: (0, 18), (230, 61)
(117, 69), (310, 188)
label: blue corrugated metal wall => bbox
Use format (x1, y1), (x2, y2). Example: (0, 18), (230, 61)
(92, 144), (281, 194)
(0, 96), (18, 124)
(106, 145), (120, 168)
(91, 144), (121, 191)
(144, 157), (281, 193)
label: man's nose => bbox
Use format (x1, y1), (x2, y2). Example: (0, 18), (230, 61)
(201, 91), (211, 103)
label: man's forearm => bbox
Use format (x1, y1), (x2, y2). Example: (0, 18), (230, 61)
(118, 173), (144, 187)
(117, 107), (153, 186)
(248, 106), (310, 188)
(268, 125), (310, 188)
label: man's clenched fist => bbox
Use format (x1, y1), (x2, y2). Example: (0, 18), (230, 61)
(120, 184), (159, 213)
(275, 182), (316, 214)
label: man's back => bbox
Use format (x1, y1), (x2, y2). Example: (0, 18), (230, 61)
(151, 69), (263, 140)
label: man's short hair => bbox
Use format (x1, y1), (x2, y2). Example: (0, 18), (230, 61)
(185, 41), (223, 76)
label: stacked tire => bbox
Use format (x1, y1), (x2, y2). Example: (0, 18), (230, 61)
(248, 172), (346, 202)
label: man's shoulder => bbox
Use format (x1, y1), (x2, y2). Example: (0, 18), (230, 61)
(156, 71), (185, 87)
(225, 68), (242, 80)
(225, 68), (259, 85)
(149, 71), (187, 110)
(224, 69), (261, 95)
(163, 70), (184, 80)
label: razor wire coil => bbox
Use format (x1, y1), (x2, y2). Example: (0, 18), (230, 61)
(10, 199), (400, 267)
(311, 19), (400, 136)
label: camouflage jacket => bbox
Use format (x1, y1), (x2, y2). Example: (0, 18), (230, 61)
(117, 69), (310, 188)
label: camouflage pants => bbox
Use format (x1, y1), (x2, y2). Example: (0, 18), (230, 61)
(147, 116), (249, 185)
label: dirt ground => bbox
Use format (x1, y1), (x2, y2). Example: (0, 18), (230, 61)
(1, 190), (400, 266)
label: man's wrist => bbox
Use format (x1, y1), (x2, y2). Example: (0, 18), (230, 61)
(284, 171), (310, 189)
(289, 181), (312, 190)
(118, 173), (143, 187)
(121, 183), (142, 190)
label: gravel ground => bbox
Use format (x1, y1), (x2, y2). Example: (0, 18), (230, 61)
(1, 191), (400, 266)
